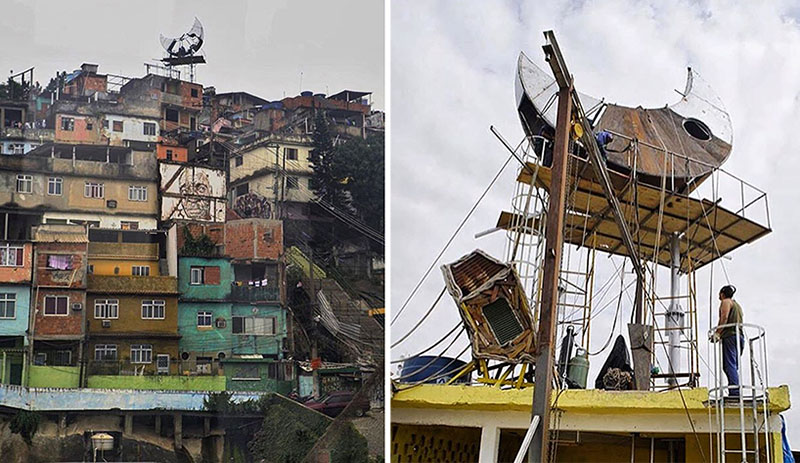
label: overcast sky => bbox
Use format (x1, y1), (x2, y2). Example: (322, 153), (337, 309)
(390, 0), (800, 445)
(0, 0), (383, 108)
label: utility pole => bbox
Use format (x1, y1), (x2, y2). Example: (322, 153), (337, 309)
(528, 40), (573, 463)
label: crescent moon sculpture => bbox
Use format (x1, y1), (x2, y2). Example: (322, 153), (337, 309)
(160, 17), (205, 58)
(515, 52), (732, 191)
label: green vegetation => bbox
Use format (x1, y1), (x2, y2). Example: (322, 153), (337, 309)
(180, 227), (217, 256)
(9, 410), (40, 444)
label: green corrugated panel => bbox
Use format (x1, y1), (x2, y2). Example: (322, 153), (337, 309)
(482, 298), (523, 345)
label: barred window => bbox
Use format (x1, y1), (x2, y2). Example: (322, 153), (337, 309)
(0, 244), (24, 267)
(16, 175), (32, 193)
(84, 182), (104, 198)
(94, 344), (117, 361)
(130, 344), (152, 364)
(143, 122), (156, 136)
(132, 265), (150, 276)
(197, 311), (212, 327)
(141, 300), (165, 319)
(94, 299), (119, 319)
(0, 293), (15, 318)
(128, 185), (147, 202)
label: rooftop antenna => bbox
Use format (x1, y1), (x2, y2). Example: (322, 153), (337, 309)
(158, 17), (206, 82)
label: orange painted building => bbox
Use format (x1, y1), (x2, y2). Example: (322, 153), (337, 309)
(156, 143), (188, 162)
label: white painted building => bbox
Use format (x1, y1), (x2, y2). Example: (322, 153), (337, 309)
(102, 113), (160, 146)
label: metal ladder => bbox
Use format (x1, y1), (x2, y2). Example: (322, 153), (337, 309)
(709, 323), (772, 463)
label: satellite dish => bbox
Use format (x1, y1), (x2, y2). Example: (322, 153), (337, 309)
(160, 17), (204, 58)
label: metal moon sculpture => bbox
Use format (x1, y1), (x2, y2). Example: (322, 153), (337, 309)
(160, 17), (205, 58)
(515, 52), (732, 191)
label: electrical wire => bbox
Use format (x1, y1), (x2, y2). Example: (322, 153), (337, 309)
(390, 287), (446, 348)
(391, 152), (515, 326)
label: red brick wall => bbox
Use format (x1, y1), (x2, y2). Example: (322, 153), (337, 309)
(204, 266), (220, 285)
(224, 219), (283, 260)
(181, 82), (203, 109)
(35, 242), (87, 288)
(34, 289), (85, 336)
(0, 243), (32, 283)
(176, 223), (224, 251)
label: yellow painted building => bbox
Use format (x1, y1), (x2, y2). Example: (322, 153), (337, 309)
(88, 241), (160, 277)
(391, 384), (791, 463)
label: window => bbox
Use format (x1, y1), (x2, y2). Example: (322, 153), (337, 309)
(84, 182), (104, 198)
(0, 293), (15, 318)
(190, 88), (199, 98)
(10, 143), (24, 155)
(285, 147), (298, 160)
(94, 344), (117, 361)
(128, 185), (147, 201)
(120, 221), (139, 230)
(235, 183), (249, 197)
(166, 149), (173, 160)
(132, 265), (149, 276)
(308, 178), (315, 190)
(141, 300), (165, 319)
(102, 119), (109, 129)
(87, 264), (94, 275)
(143, 122), (156, 136)
(190, 267), (204, 285)
(0, 244), (24, 267)
(232, 316), (276, 336)
(61, 116), (74, 131)
(86, 121), (93, 130)
(234, 155), (243, 167)
(197, 311), (212, 327)
(112, 120), (123, 132)
(53, 350), (72, 366)
(48, 177), (62, 196)
(16, 175), (32, 193)
(231, 365), (260, 381)
(287, 176), (299, 189)
(165, 108), (179, 122)
(94, 299), (119, 319)
(44, 295), (69, 316)
(130, 344), (153, 364)
(33, 353), (46, 366)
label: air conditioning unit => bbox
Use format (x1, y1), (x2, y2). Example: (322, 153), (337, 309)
(101, 319), (111, 328)
(106, 200), (117, 208)
(71, 303), (83, 311)
(215, 318), (226, 329)
(196, 363), (211, 374)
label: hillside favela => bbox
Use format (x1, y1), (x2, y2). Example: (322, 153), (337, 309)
(0, 17), (385, 463)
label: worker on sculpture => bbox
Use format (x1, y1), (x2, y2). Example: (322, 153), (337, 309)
(594, 130), (614, 163)
(714, 285), (744, 397)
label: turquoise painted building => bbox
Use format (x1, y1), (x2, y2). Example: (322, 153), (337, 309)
(178, 257), (235, 363)
(177, 256), (293, 393)
(0, 284), (31, 386)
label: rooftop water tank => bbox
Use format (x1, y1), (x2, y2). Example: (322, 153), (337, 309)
(399, 356), (470, 384)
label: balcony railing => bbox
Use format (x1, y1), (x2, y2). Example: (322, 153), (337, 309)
(231, 284), (280, 302)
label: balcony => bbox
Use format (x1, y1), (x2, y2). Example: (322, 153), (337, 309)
(0, 127), (54, 141)
(88, 275), (178, 294)
(231, 284), (280, 302)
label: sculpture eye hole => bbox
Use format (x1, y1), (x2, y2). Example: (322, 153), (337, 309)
(682, 118), (712, 141)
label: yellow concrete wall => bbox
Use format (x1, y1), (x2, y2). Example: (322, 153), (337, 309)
(89, 259), (159, 276)
(391, 424), (480, 463)
(87, 294), (178, 334)
(64, 177), (157, 215)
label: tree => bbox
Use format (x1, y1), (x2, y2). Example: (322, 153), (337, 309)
(335, 133), (385, 233)
(308, 112), (350, 211)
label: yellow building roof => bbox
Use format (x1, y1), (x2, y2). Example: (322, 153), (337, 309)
(392, 384), (790, 414)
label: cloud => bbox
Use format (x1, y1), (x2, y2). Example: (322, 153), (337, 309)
(391, 0), (800, 444)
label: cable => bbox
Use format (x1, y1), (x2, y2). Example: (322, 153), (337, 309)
(390, 287), (446, 348)
(391, 328), (466, 381)
(390, 322), (461, 364)
(391, 152), (515, 325)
